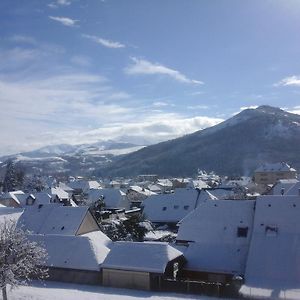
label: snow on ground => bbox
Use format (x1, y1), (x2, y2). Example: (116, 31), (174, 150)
(8, 281), (229, 300)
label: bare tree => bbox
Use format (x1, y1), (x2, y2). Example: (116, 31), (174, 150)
(0, 220), (48, 300)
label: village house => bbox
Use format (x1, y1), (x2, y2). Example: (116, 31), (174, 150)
(254, 162), (297, 185)
(142, 188), (216, 225)
(241, 195), (300, 299)
(176, 199), (255, 284)
(16, 204), (112, 284)
(126, 185), (157, 207)
(271, 178), (300, 196)
(87, 188), (130, 210)
(101, 241), (184, 291)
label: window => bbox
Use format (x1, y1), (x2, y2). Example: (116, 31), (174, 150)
(237, 227), (248, 238)
(184, 205), (189, 210)
(174, 205), (179, 209)
(162, 206), (167, 211)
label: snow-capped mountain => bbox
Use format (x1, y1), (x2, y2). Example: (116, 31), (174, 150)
(99, 106), (300, 177)
(0, 140), (145, 177)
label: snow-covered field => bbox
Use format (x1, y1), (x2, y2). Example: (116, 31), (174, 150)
(7, 281), (228, 300)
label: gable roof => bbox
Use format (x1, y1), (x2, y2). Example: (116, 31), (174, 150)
(0, 207), (23, 224)
(177, 199), (255, 275)
(142, 189), (200, 223)
(88, 188), (126, 208)
(243, 195), (300, 293)
(18, 205), (91, 235)
(102, 241), (182, 273)
(28, 231), (111, 271)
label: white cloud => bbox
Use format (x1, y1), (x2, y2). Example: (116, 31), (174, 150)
(49, 16), (78, 27)
(287, 106), (300, 115)
(125, 57), (203, 84)
(35, 113), (223, 150)
(275, 75), (300, 87)
(48, 0), (72, 8)
(82, 34), (125, 49)
(152, 101), (169, 107)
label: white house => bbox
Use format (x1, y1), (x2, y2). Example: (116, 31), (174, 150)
(87, 188), (129, 209)
(102, 241), (184, 290)
(176, 199), (256, 283)
(142, 188), (201, 224)
(241, 195), (300, 299)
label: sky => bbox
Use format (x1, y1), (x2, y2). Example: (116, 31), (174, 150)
(1, 0), (300, 155)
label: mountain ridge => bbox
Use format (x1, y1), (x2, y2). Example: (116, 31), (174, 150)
(97, 105), (300, 177)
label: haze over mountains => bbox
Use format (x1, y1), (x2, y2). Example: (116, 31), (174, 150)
(1, 105), (300, 177)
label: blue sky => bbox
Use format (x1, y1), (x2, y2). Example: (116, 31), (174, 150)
(1, 0), (300, 155)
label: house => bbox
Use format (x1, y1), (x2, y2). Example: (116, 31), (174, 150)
(68, 180), (101, 195)
(156, 179), (173, 193)
(14, 204), (112, 284)
(254, 162), (297, 185)
(142, 188), (202, 225)
(241, 195), (300, 299)
(176, 199), (256, 284)
(101, 241), (184, 291)
(126, 185), (156, 207)
(0, 191), (28, 207)
(147, 183), (163, 194)
(271, 179), (299, 195)
(87, 188), (129, 210)
(171, 178), (191, 189)
(46, 187), (70, 205)
(17, 205), (100, 236)
(28, 231), (111, 284)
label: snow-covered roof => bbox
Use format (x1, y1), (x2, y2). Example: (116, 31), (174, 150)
(191, 180), (209, 189)
(128, 185), (156, 196)
(58, 182), (74, 192)
(0, 207), (23, 224)
(205, 188), (235, 200)
(285, 181), (300, 196)
(272, 179), (300, 195)
(88, 188), (128, 209)
(0, 190), (26, 205)
(47, 187), (69, 200)
(244, 195), (300, 289)
(147, 184), (162, 193)
(177, 200), (255, 275)
(18, 205), (90, 235)
(28, 231), (111, 271)
(157, 179), (173, 187)
(102, 241), (183, 273)
(255, 162), (296, 172)
(32, 192), (52, 205)
(142, 189), (200, 223)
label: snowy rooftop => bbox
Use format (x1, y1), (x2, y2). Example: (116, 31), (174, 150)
(142, 188), (200, 223)
(177, 200), (255, 275)
(29, 231), (111, 271)
(102, 241), (183, 273)
(18, 205), (91, 235)
(244, 195), (300, 290)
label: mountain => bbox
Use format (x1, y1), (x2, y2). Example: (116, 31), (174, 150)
(0, 140), (145, 177)
(99, 106), (300, 177)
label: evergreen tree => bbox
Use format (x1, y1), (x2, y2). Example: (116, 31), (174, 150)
(2, 160), (25, 192)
